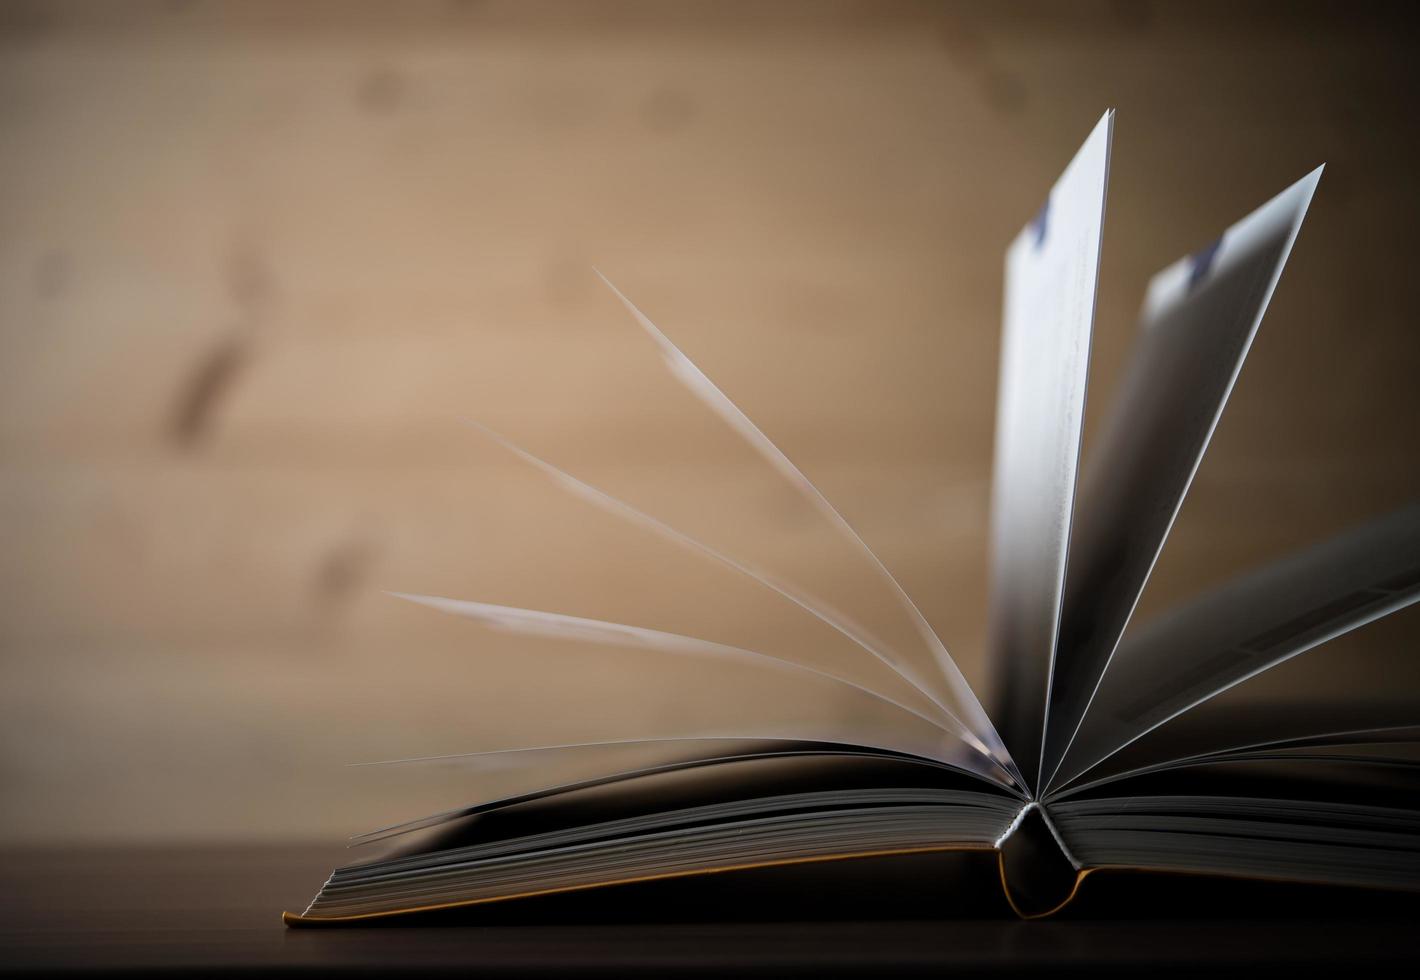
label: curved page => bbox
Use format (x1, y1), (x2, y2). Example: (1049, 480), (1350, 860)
(1041, 168), (1323, 790)
(592, 275), (1016, 782)
(986, 110), (1113, 791)
(389, 591), (1012, 783)
(1052, 503), (1420, 789)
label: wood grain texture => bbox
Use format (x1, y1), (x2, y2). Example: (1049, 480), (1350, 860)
(1, 0), (1417, 842)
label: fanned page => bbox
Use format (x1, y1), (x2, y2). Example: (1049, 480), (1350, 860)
(386, 592), (1000, 780)
(1054, 725), (1420, 800)
(1050, 503), (1420, 790)
(1053, 601), (1420, 793)
(590, 276), (1017, 786)
(986, 110), (1112, 791)
(1039, 168), (1324, 790)
(369, 279), (1024, 794)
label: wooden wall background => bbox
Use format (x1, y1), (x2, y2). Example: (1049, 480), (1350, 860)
(2, 0), (1417, 841)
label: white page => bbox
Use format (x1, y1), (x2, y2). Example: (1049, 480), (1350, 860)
(1050, 503), (1420, 789)
(1053, 725), (1420, 801)
(390, 591), (1014, 785)
(461, 422), (1013, 783)
(1039, 168), (1323, 790)
(986, 110), (1113, 791)
(593, 275), (1019, 785)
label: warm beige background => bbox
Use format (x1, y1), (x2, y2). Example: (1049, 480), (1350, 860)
(2, 0), (1417, 842)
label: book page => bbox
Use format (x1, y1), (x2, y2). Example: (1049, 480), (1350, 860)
(1052, 601), (1420, 793)
(588, 277), (1018, 784)
(1052, 722), (1420, 801)
(1053, 760), (1420, 895)
(456, 423), (1019, 788)
(1039, 169), (1324, 790)
(986, 110), (1112, 791)
(386, 592), (1015, 785)
(350, 742), (1009, 845)
(1050, 503), (1420, 789)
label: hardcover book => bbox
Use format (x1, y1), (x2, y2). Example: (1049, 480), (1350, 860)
(285, 112), (1420, 924)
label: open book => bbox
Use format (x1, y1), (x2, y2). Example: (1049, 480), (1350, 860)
(285, 112), (1420, 924)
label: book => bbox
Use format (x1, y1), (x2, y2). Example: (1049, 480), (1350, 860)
(284, 111), (1420, 925)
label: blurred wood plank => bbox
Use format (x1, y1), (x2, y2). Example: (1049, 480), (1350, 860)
(1, 0), (1417, 840)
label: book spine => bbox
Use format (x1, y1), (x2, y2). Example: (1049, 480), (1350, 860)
(996, 802), (1086, 918)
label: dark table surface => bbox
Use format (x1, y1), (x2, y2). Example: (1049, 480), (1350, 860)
(2, 845), (1417, 975)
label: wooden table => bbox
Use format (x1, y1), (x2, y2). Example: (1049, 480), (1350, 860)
(3, 845), (1416, 974)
